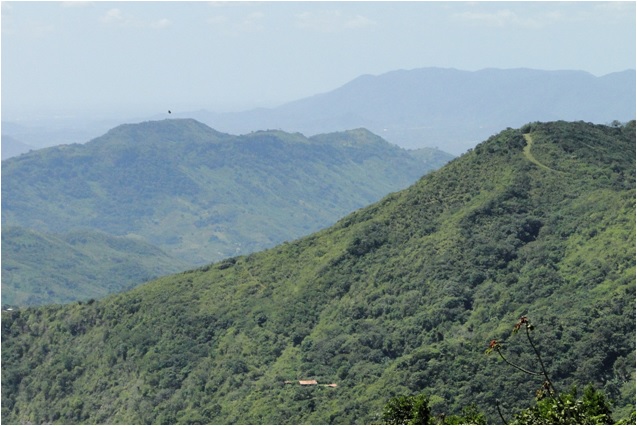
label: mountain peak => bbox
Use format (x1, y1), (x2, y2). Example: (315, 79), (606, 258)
(90, 118), (229, 146)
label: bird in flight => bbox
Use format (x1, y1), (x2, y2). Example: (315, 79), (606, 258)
(168, 110), (172, 114)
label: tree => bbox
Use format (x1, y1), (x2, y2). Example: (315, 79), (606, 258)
(381, 393), (431, 425)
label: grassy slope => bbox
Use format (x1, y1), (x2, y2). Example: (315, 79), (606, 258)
(407, 146), (456, 167)
(1, 121), (634, 424)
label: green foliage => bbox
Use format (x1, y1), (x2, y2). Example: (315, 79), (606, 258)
(393, 316), (616, 425)
(513, 385), (613, 425)
(382, 394), (487, 425)
(486, 316), (619, 424)
(407, 147), (455, 166)
(382, 393), (432, 425)
(615, 410), (636, 425)
(444, 404), (488, 425)
(1, 227), (189, 306)
(1, 120), (634, 424)
(2, 120), (452, 305)
(2, 120), (450, 265)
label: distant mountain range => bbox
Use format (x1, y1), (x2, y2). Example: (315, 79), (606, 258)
(1, 118), (124, 159)
(178, 67), (636, 154)
(1, 135), (35, 160)
(2, 119), (452, 305)
(2, 67), (634, 158)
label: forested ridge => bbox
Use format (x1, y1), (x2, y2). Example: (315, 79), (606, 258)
(1, 120), (634, 424)
(2, 120), (449, 265)
(2, 120), (452, 306)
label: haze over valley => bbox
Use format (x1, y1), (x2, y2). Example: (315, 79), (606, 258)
(3, 67), (636, 158)
(2, 1), (635, 156)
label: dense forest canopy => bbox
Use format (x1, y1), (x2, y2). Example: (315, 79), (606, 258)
(1, 120), (635, 424)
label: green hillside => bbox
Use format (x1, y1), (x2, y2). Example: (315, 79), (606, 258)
(2, 120), (449, 265)
(407, 146), (455, 165)
(2, 121), (634, 424)
(1, 227), (189, 307)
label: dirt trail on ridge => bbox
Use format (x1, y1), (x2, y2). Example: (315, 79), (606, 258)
(522, 133), (565, 173)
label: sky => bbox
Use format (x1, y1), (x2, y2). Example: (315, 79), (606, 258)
(1, 0), (635, 122)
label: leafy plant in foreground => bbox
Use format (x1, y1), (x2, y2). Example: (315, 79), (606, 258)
(382, 393), (432, 425)
(381, 393), (487, 425)
(486, 316), (614, 425)
(382, 315), (620, 425)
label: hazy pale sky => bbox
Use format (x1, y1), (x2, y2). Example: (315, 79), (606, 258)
(2, 1), (635, 121)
